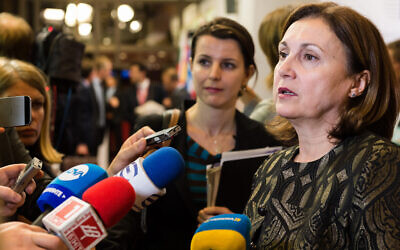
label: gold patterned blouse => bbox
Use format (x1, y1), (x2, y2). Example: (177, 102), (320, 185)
(244, 132), (400, 249)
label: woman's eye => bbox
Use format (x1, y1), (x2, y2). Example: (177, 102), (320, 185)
(304, 54), (318, 61)
(221, 62), (235, 70)
(32, 101), (44, 110)
(197, 58), (210, 66)
(279, 51), (288, 60)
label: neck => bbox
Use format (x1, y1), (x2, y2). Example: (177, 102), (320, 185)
(186, 102), (236, 136)
(291, 119), (339, 162)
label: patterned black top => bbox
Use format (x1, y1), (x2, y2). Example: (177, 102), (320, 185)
(186, 136), (221, 209)
(244, 132), (400, 249)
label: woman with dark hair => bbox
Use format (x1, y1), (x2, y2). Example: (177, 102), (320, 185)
(101, 17), (281, 249)
(244, 2), (400, 248)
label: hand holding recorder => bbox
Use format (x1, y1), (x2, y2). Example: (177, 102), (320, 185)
(0, 162), (42, 217)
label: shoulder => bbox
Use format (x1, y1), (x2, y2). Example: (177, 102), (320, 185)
(345, 132), (400, 204)
(235, 110), (281, 148)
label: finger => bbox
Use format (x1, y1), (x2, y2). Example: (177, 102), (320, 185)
(108, 137), (147, 175)
(24, 179), (37, 195)
(125, 126), (154, 147)
(0, 164), (27, 181)
(31, 231), (68, 250)
(0, 186), (23, 204)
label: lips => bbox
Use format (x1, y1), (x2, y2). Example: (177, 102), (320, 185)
(204, 87), (222, 93)
(278, 87), (296, 96)
(18, 129), (37, 137)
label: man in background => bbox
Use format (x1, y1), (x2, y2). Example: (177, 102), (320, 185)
(161, 66), (190, 109)
(122, 63), (165, 132)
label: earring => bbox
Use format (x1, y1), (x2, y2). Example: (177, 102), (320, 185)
(238, 85), (247, 97)
(351, 92), (356, 98)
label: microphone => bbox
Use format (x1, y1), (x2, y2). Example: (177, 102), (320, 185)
(191, 214), (251, 250)
(33, 163), (108, 226)
(116, 146), (184, 211)
(42, 176), (135, 250)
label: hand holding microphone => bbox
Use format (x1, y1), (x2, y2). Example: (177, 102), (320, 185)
(42, 176), (135, 250)
(197, 206), (234, 225)
(33, 163), (108, 226)
(191, 213), (251, 250)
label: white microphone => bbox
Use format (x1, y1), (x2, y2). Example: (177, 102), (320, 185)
(116, 147), (184, 211)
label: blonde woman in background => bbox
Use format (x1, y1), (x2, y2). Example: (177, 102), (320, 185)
(241, 5), (295, 124)
(0, 57), (63, 221)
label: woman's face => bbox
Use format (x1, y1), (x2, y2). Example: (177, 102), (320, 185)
(191, 35), (253, 109)
(273, 17), (354, 124)
(3, 81), (45, 146)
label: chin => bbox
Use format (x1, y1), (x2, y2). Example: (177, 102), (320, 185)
(20, 137), (38, 147)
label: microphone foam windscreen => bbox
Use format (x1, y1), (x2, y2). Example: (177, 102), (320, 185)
(191, 214), (251, 250)
(142, 147), (184, 188)
(82, 176), (135, 228)
(37, 163), (108, 211)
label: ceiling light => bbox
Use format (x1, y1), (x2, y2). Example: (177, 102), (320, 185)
(43, 8), (65, 21)
(117, 4), (134, 23)
(65, 4), (77, 27)
(77, 3), (93, 23)
(130, 20), (142, 33)
(78, 23), (92, 36)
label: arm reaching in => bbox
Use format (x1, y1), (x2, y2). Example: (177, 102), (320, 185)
(107, 126), (155, 176)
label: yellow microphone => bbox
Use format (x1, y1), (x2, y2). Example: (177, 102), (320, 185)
(191, 214), (251, 250)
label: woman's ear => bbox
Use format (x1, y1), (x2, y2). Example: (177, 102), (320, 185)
(244, 65), (255, 83)
(349, 70), (370, 98)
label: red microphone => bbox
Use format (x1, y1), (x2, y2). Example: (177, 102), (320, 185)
(42, 177), (135, 250)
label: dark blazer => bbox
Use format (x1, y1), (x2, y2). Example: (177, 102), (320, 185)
(98, 104), (281, 250)
(120, 81), (166, 128)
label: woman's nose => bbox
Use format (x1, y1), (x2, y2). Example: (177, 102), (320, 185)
(276, 56), (296, 79)
(208, 63), (222, 80)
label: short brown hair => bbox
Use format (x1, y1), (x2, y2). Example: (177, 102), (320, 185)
(191, 17), (257, 76)
(0, 13), (34, 61)
(268, 2), (399, 141)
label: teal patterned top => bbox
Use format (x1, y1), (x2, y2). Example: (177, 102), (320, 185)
(245, 132), (400, 249)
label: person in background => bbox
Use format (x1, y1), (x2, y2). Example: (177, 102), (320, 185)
(90, 56), (112, 155)
(0, 12), (34, 62)
(161, 66), (190, 109)
(74, 57), (98, 156)
(244, 2), (400, 248)
(0, 57), (63, 221)
(241, 5), (295, 124)
(121, 63), (166, 132)
(100, 17), (282, 250)
(388, 39), (400, 144)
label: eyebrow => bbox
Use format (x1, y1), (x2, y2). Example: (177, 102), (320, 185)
(196, 54), (238, 62)
(279, 41), (324, 52)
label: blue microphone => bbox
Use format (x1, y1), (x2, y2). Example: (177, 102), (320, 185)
(33, 163), (108, 226)
(191, 214), (251, 250)
(116, 147), (184, 211)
